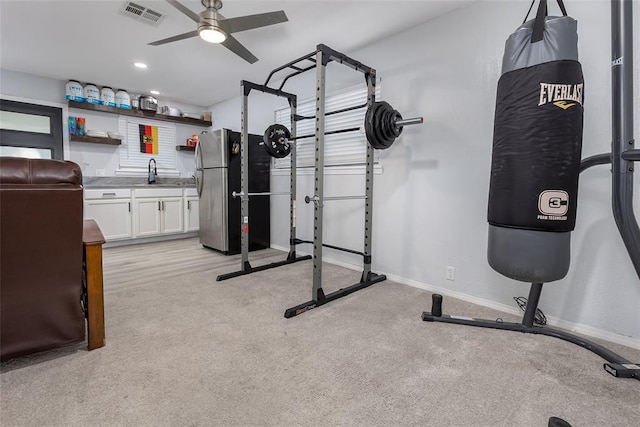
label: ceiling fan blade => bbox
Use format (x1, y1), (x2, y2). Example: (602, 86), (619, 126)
(219, 11), (288, 34)
(165, 0), (201, 23)
(148, 30), (199, 46)
(221, 35), (258, 64)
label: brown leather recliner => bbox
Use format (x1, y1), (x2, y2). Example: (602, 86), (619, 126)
(1, 157), (86, 360)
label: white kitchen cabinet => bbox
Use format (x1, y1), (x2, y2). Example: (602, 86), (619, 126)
(84, 189), (132, 241)
(134, 197), (162, 237)
(84, 186), (196, 242)
(184, 188), (199, 232)
(133, 188), (184, 237)
(161, 197), (184, 234)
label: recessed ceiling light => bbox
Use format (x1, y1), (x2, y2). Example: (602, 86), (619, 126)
(150, 90), (160, 95)
(134, 62), (148, 69)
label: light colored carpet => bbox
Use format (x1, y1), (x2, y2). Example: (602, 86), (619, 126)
(1, 239), (639, 426)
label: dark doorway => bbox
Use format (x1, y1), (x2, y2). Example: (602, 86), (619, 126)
(0, 99), (64, 160)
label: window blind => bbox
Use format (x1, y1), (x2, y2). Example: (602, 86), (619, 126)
(118, 116), (176, 170)
(273, 82), (381, 169)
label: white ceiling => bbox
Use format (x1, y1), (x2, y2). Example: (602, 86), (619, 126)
(0, 0), (475, 107)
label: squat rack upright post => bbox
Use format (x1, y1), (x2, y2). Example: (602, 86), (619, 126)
(283, 44), (387, 318)
(216, 81), (311, 281)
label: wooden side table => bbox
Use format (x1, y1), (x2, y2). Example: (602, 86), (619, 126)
(83, 219), (106, 350)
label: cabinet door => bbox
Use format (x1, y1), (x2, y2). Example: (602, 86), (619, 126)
(84, 199), (132, 241)
(161, 197), (183, 234)
(184, 197), (199, 232)
(134, 198), (162, 237)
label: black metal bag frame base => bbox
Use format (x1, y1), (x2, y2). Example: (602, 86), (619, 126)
(284, 272), (387, 318)
(216, 253), (312, 281)
(421, 284), (639, 380)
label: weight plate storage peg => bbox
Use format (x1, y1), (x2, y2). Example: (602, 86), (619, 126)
(263, 124), (292, 158)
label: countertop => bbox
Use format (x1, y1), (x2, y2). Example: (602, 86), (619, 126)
(83, 176), (196, 188)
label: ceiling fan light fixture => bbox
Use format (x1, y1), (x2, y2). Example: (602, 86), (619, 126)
(199, 27), (226, 43)
(148, 0), (287, 63)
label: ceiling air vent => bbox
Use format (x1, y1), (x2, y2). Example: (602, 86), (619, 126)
(120, 1), (165, 26)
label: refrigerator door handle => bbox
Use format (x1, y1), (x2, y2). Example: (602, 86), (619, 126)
(195, 138), (202, 170)
(195, 169), (203, 197)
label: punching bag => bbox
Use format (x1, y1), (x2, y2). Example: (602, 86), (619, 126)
(487, 0), (584, 283)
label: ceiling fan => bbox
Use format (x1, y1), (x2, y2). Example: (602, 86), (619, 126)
(148, 0), (288, 64)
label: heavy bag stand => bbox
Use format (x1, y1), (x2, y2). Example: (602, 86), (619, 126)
(422, 0), (639, 380)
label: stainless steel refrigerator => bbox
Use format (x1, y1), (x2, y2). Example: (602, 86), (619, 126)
(195, 129), (270, 255)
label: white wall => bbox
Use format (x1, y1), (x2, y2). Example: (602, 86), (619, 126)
(209, 89), (279, 135)
(1, 69), (209, 177)
(211, 0), (640, 345)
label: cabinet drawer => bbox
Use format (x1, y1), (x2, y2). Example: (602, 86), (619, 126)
(184, 188), (198, 197)
(134, 188), (183, 198)
(85, 189), (131, 199)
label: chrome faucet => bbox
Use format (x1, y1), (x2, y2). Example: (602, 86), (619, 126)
(148, 158), (157, 184)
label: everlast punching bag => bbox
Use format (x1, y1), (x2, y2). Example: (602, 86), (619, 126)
(487, 0), (584, 283)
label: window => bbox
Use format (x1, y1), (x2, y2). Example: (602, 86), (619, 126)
(0, 99), (62, 160)
(273, 82), (381, 169)
(117, 116), (178, 176)
(0, 111), (51, 134)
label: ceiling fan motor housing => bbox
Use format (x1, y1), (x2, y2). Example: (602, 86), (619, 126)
(202, 0), (223, 10)
(198, 8), (225, 34)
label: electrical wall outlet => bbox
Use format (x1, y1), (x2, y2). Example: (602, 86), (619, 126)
(96, 169), (106, 176)
(446, 266), (456, 281)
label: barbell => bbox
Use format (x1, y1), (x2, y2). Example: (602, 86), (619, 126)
(262, 101), (423, 158)
(232, 191), (291, 198)
(365, 101), (423, 150)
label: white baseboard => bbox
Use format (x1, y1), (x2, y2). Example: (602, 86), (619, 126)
(271, 244), (640, 351)
(105, 232), (198, 248)
(384, 272), (522, 316)
(543, 316), (640, 351)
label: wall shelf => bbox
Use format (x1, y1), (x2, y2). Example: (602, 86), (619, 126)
(68, 100), (212, 127)
(176, 145), (196, 152)
(71, 135), (121, 145)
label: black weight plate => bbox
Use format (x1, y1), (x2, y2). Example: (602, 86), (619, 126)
(373, 106), (390, 148)
(370, 103), (386, 149)
(365, 101), (402, 150)
(364, 102), (378, 148)
(374, 102), (392, 149)
(380, 107), (396, 142)
(263, 124), (292, 158)
(376, 102), (396, 149)
(390, 110), (403, 138)
(370, 103), (383, 147)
